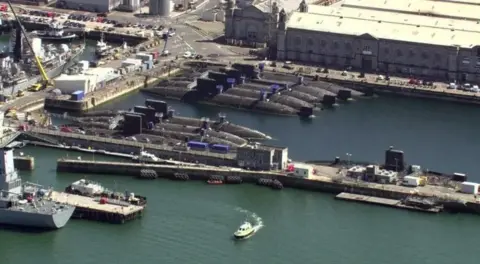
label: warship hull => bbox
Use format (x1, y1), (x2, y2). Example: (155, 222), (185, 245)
(0, 206), (75, 229)
(3, 45), (85, 93)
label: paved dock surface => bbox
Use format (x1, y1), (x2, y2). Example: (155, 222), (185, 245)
(49, 191), (144, 215)
(335, 192), (442, 213)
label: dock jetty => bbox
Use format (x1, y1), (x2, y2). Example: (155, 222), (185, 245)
(335, 193), (442, 214)
(49, 191), (144, 224)
(56, 159), (480, 215)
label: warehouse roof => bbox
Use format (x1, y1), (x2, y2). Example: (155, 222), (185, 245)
(427, 0), (480, 5)
(307, 5), (480, 33)
(287, 11), (480, 48)
(55, 74), (93, 81)
(85, 67), (115, 76)
(341, 0), (480, 21)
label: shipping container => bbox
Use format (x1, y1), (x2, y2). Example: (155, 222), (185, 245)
(55, 74), (94, 94)
(70, 90), (85, 101)
(402, 176), (421, 187)
(121, 58), (142, 67)
(145, 60), (153, 70)
(210, 144), (229, 153)
(150, 51), (159, 60)
(187, 141), (208, 150)
(460, 182), (479, 195)
(136, 53), (153, 62)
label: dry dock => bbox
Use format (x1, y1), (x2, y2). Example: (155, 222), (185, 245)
(49, 191), (144, 224)
(335, 192), (441, 214)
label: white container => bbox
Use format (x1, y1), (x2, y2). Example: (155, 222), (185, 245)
(402, 176), (420, 187)
(293, 163), (313, 178)
(78, 60), (89, 71)
(460, 182), (479, 195)
(136, 53), (153, 62)
(54, 74), (96, 94)
(122, 58), (142, 67)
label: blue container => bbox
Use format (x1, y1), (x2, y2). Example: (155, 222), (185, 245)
(271, 84), (280, 93)
(210, 144), (229, 153)
(70, 90), (84, 101)
(259, 62), (265, 71)
(145, 60), (153, 70)
(147, 121), (154, 130)
(187, 141), (208, 150)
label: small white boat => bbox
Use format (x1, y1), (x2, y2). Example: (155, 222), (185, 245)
(233, 221), (256, 239)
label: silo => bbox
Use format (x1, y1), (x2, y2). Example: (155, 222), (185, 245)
(149, 0), (170, 16)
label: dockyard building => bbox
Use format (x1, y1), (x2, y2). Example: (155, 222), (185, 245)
(226, 0), (480, 82)
(236, 145), (288, 171)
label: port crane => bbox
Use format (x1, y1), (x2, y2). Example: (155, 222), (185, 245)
(4, 0), (51, 90)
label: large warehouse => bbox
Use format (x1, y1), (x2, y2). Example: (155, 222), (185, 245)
(226, 0), (480, 82)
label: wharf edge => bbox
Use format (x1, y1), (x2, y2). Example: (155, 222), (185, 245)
(49, 191), (145, 224)
(56, 159), (480, 215)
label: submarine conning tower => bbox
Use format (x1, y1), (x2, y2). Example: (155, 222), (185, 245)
(384, 146), (405, 172)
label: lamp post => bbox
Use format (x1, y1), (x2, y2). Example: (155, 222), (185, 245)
(346, 153), (352, 168)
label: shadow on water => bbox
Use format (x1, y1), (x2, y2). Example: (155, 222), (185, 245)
(0, 224), (54, 234)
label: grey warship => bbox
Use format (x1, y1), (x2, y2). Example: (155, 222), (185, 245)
(0, 148), (75, 229)
(0, 25), (84, 95)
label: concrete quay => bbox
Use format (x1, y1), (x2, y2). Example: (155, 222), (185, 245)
(55, 159), (480, 215)
(44, 67), (181, 112)
(23, 128), (238, 166)
(335, 192), (441, 214)
(49, 191), (144, 224)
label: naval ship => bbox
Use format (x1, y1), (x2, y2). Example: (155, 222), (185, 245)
(0, 26), (84, 94)
(31, 20), (77, 42)
(0, 148), (75, 229)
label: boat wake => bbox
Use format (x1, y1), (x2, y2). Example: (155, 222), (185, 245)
(235, 207), (264, 234)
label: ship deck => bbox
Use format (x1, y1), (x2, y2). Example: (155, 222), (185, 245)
(49, 191), (144, 216)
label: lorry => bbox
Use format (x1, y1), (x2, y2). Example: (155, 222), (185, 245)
(402, 175), (426, 187)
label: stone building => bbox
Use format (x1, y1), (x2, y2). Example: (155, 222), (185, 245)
(224, 0), (281, 47)
(275, 1), (480, 82)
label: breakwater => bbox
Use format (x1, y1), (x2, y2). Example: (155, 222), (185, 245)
(56, 159), (480, 215)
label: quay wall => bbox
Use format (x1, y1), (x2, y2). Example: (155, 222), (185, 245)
(30, 128), (237, 166)
(14, 156), (34, 171)
(56, 159), (480, 215)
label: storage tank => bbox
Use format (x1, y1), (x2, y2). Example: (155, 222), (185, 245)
(149, 0), (170, 16)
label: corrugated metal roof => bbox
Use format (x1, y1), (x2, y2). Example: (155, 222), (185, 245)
(287, 11), (480, 48)
(342, 0), (480, 21)
(55, 74), (92, 81)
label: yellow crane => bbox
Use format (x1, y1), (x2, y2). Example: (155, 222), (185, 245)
(5, 0), (51, 89)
